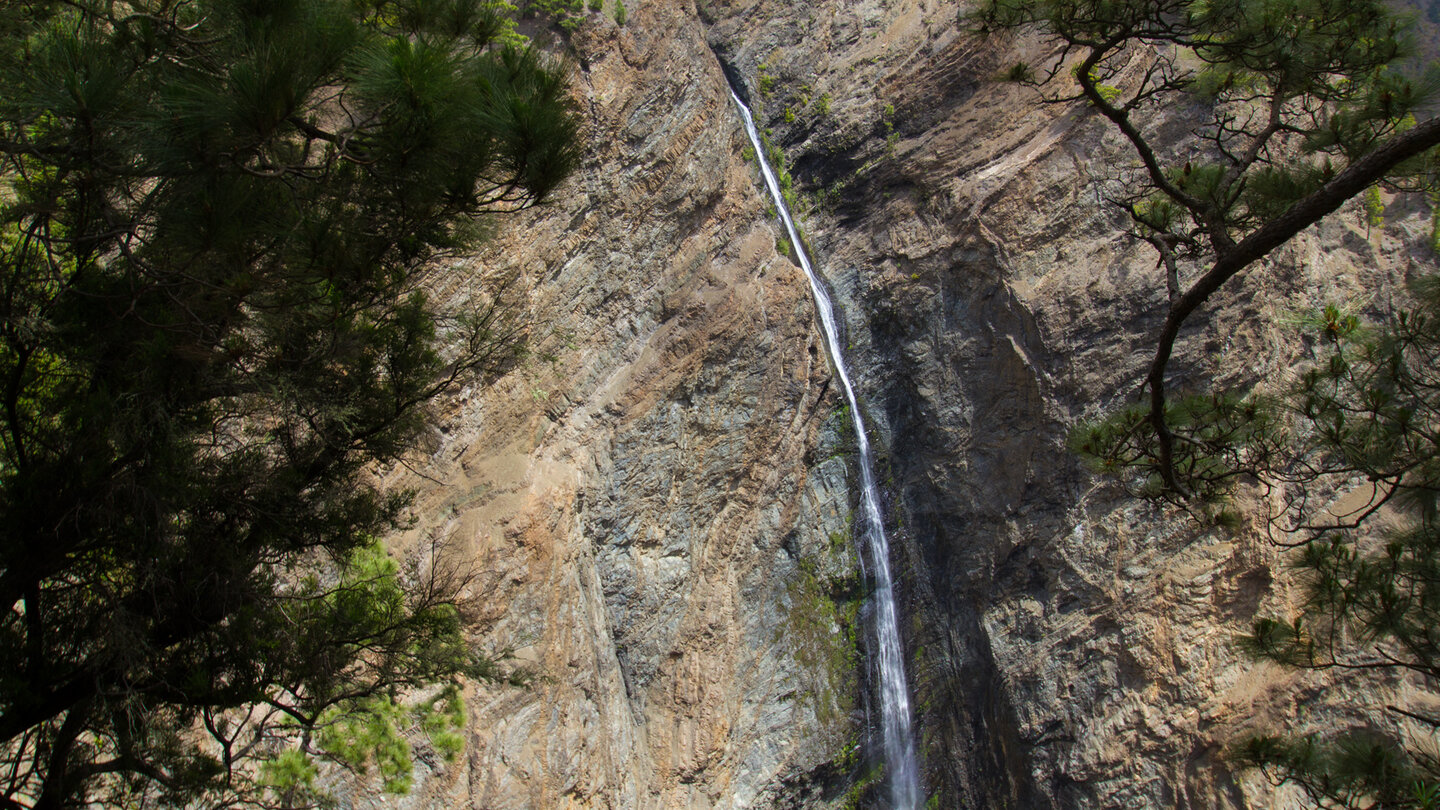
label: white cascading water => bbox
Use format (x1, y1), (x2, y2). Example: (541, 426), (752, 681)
(729, 89), (923, 809)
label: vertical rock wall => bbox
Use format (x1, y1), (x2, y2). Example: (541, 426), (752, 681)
(704, 0), (1434, 807)
(375, 0), (1440, 807)
(379, 4), (860, 807)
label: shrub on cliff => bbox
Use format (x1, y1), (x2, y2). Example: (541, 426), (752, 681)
(0, 0), (579, 807)
(525, 0), (586, 30)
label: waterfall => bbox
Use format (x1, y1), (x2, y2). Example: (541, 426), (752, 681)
(728, 90), (923, 809)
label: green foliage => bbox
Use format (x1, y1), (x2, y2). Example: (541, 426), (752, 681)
(524, 0), (585, 29)
(1187, 63), (1266, 100)
(613, 0), (626, 26)
(1241, 163), (1332, 222)
(978, 0), (1440, 498)
(1288, 281), (1440, 511)
(416, 685), (468, 762)
(794, 82), (813, 108)
(319, 696), (415, 794)
(0, 0), (580, 807)
(1429, 187), (1440, 251)
(1070, 64), (1121, 103)
(1070, 391), (1284, 507)
(782, 546), (862, 726)
(259, 750), (320, 795)
(1083, 278), (1440, 806)
(815, 92), (833, 116)
(754, 125), (808, 225)
(1364, 184), (1387, 229)
(1233, 732), (1434, 809)
(983, 0), (1440, 803)
(840, 761), (885, 810)
(587, 0), (602, 11)
(1003, 61), (1035, 82)
(1133, 196), (1181, 232)
(1165, 160), (1227, 206)
(758, 64), (776, 97)
(303, 682), (467, 799)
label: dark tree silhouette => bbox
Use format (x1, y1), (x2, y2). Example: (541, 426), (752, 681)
(0, 0), (580, 806)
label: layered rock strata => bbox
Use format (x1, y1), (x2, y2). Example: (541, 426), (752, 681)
(706, 0), (1433, 806)
(376, 0), (1439, 806)
(379, 5), (857, 808)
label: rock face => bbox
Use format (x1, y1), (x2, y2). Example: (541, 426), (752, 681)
(377, 0), (1439, 807)
(379, 6), (857, 808)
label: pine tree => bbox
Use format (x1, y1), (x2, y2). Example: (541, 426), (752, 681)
(980, 0), (1440, 496)
(0, 0), (580, 807)
(980, 0), (1440, 805)
(1231, 279), (1440, 807)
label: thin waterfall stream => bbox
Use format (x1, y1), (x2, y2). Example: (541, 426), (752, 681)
(728, 89), (923, 809)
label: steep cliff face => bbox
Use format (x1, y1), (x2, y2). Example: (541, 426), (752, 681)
(377, 6), (858, 808)
(703, 0), (1434, 807)
(378, 0), (1438, 807)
